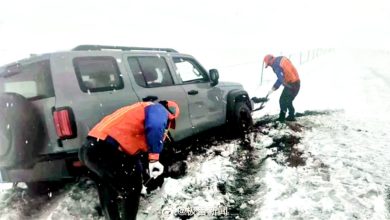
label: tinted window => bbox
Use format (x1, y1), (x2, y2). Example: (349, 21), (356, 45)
(0, 60), (54, 100)
(173, 57), (209, 83)
(128, 56), (174, 88)
(73, 56), (123, 93)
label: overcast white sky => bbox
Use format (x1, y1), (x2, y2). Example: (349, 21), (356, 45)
(1, 0), (390, 66)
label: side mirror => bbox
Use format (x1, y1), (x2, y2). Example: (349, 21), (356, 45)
(209, 69), (219, 87)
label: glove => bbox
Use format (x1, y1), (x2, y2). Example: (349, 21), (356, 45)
(141, 185), (148, 195)
(149, 161), (164, 179)
(267, 88), (275, 96)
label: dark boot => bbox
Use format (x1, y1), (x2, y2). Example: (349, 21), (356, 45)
(286, 115), (296, 121)
(278, 111), (286, 123)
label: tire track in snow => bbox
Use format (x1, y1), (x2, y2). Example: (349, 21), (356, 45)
(226, 112), (321, 219)
(226, 138), (265, 219)
(228, 110), (340, 219)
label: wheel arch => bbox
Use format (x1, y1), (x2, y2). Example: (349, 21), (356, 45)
(226, 89), (252, 122)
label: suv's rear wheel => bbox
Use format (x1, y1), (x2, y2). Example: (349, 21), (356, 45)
(0, 93), (44, 168)
(26, 180), (72, 196)
(230, 101), (253, 135)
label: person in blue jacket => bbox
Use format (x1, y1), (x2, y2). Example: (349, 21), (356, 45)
(264, 54), (301, 122)
(79, 100), (180, 220)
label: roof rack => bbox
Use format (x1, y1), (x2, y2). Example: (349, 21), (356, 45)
(72, 45), (178, 53)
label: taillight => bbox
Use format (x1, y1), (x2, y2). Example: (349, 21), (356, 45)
(53, 107), (77, 139)
(72, 161), (83, 167)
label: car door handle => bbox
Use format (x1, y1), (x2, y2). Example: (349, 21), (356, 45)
(188, 90), (199, 95)
(142, 95), (158, 102)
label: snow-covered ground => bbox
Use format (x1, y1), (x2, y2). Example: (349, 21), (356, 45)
(1, 49), (390, 219)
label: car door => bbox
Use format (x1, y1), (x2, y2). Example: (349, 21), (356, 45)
(122, 53), (194, 141)
(171, 56), (225, 134)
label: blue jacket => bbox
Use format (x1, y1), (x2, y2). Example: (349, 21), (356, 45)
(270, 56), (284, 90)
(144, 103), (169, 155)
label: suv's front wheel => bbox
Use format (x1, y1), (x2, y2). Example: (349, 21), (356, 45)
(230, 101), (253, 135)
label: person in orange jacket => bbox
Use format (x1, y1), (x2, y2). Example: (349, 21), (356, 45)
(79, 100), (180, 220)
(263, 54), (300, 122)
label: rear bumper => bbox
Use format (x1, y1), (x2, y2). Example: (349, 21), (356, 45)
(0, 151), (84, 183)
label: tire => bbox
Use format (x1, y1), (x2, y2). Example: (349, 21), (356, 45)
(230, 101), (253, 135)
(26, 181), (69, 196)
(0, 93), (44, 168)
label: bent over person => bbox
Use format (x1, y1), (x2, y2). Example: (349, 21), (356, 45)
(263, 54), (301, 122)
(79, 100), (180, 220)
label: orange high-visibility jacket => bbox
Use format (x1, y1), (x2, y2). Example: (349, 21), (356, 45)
(271, 56), (300, 89)
(88, 102), (168, 160)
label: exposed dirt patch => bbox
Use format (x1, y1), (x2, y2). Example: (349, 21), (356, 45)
(267, 135), (301, 150)
(225, 117), (309, 218)
(266, 134), (306, 167)
(295, 109), (343, 117)
(42, 178), (102, 219)
(161, 109), (337, 171)
(227, 139), (264, 219)
(287, 122), (305, 132)
(0, 183), (71, 219)
(286, 147), (306, 167)
(253, 109), (340, 129)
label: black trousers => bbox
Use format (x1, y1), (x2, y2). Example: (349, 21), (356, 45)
(79, 137), (143, 220)
(279, 81), (300, 117)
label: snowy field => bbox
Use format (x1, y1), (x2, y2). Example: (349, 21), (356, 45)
(0, 49), (390, 219)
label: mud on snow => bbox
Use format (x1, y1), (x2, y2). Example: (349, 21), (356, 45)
(0, 110), (357, 220)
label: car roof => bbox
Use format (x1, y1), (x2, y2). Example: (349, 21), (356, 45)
(0, 45), (193, 73)
(72, 45), (178, 53)
(0, 54), (52, 77)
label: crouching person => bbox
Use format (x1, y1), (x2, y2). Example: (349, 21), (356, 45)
(79, 100), (180, 220)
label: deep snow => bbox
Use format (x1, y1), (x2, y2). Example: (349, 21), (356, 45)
(1, 49), (390, 219)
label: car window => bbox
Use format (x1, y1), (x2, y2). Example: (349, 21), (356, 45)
(127, 56), (174, 88)
(173, 57), (209, 83)
(0, 60), (54, 100)
(73, 56), (124, 93)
